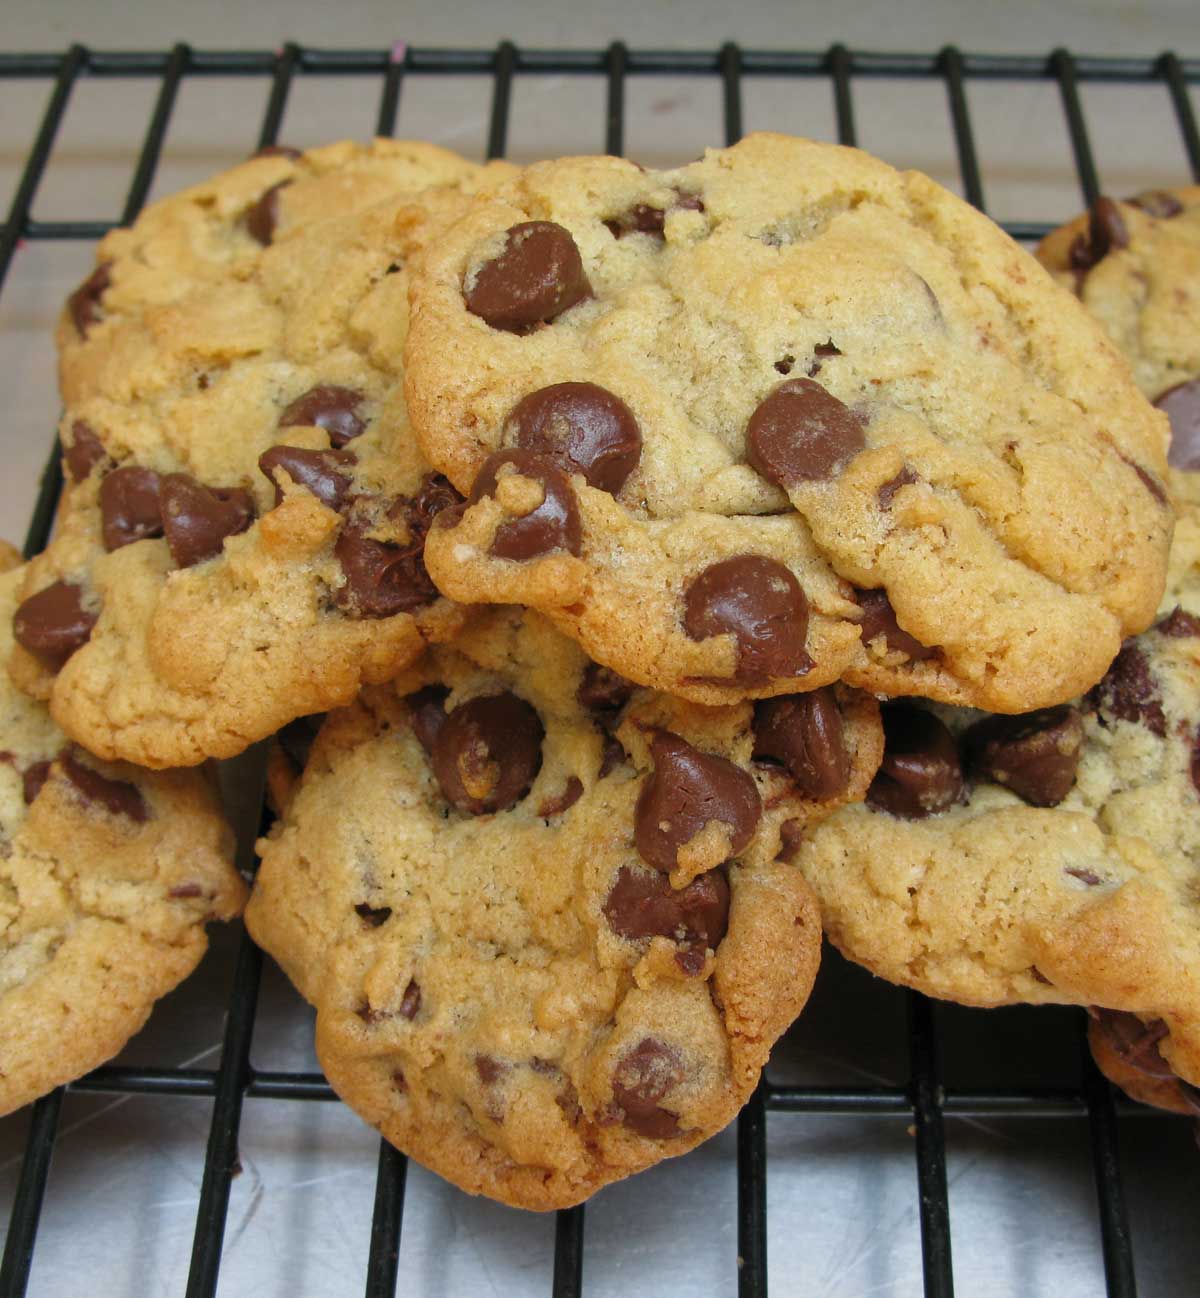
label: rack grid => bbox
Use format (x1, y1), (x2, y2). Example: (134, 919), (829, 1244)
(1, 39), (1198, 1298)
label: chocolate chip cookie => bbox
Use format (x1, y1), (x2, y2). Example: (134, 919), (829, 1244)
(247, 607), (882, 1208)
(0, 557), (245, 1114)
(794, 494), (1200, 1094)
(11, 141), (514, 767)
(1037, 187), (1200, 488)
(407, 132), (1171, 714)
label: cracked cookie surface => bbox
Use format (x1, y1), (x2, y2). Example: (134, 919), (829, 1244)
(13, 140), (514, 767)
(407, 132), (1171, 714)
(247, 607), (882, 1208)
(0, 558), (245, 1114)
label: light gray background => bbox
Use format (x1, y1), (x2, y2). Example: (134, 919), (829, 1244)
(2, 3), (1199, 1295)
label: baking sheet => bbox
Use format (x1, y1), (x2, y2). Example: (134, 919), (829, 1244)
(2, 52), (1200, 1297)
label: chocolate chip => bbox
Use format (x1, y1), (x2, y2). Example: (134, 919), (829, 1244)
(1090, 642), (1165, 736)
(465, 221), (591, 331)
(877, 467), (918, 510)
(355, 903), (392, 927)
(603, 864), (730, 948)
(64, 421), (108, 482)
(599, 735), (627, 779)
(475, 1054), (506, 1085)
(67, 263), (111, 337)
(1156, 607), (1200, 638)
(160, 473), (254, 568)
(1155, 380), (1200, 470)
(1127, 189), (1184, 219)
(675, 946), (706, 976)
(612, 1038), (684, 1139)
(853, 588), (937, 661)
(752, 688), (850, 800)
(398, 978), (421, 1020)
(507, 382), (642, 495)
(59, 750), (148, 822)
(22, 760), (51, 805)
(169, 883), (204, 899)
(99, 465), (164, 551)
(405, 685), (450, 755)
(964, 706), (1083, 807)
(777, 818), (805, 862)
(13, 582), (97, 669)
(253, 144), (301, 160)
(683, 555), (811, 683)
(774, 356), (795, 375)
(745, 378), (866, 487)
(1066, 866), (1102, 886)
(430, 692), (544, 815)
(577, 663), (635, 714)
(538, 776), (583, 818)
(867, 705), (963, 819)
(468, 449), (582, 560)
(604, 204), (666, 239)
(807, 341), (842, 377)
(634, 731), (760, 872)
(278, 385), (366, 448)
(245, 180), (289, 245)
(1092, 1008), (1174, 1079)
(1068, 196), (1129, 272)
(259, 445), (356, 511)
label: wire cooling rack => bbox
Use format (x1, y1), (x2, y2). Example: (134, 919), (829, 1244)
(1, 40), (1198, 1298)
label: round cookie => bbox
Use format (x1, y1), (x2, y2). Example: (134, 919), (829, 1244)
(406, 132), (1171, 714)
(247, 608), (882, 1209)
(10, 141), (514, 767)
(794, 492), (1200, 1091)
(1036, 186), (1200, 492)
(0, 560), (245, 1115)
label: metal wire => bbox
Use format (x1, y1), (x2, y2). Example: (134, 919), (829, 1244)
(2, 39), (1197, 1298)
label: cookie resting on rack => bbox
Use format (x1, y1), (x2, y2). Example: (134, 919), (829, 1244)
(247, 607), (883, 1209)
(9, 140), (515, 768)
(406, 132), (1171, 714)
(0, 553), (245, 1115)
(793, 490), (1200, 1101)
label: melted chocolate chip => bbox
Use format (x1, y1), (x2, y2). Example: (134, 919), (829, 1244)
(854, 588), (937, 661)
(67, 263), (111, 337)
(13, 582), (97, 669)
(64, 421), (108, 482)
(22, 760), (51, 805)
(160, 474), (254, 568)
(355, 903), (392, 927)
(538, 776), (583, 818)
(1155, 380), (1200, 471)
(469, 449), (582, 559)
(867, 705), (963, 819)
(398, 978), (421, 1020)
(245, 180), (290, 245)
(406, 685), (450, 755)
(465, 221), (591, 331)
(259, 445), (356, 511)
(1069, 196), (1129, 272)
(603, 865), (731, 948)
(807, 341), (842, 377)
(1090, 642), (1165, 736)
(634, 731), (760, 872)
(475, 1054), (506, 1085)
(1092, 1008), (1174, 1079)
(877, 467), (918, 510)
(507, 382), (642, 495)
(612, 1038), (684, 1139)
(964, 706), (1083, 807)
(99, 466), (164, 551)
(1156, 607), (1200, 638)
(683, 555), (811, 683)
(278, 385), (366, 447)
(752, 689), (850, 800)
(430, 692), (544, 815)
(577, 663), (635, 714)
(1127, 190), (1184, 219)
(60, 750), (148, 822)
(746, 378), (866, 487)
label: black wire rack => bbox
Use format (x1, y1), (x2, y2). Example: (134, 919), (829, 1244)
(1, 40), (1198, 1298)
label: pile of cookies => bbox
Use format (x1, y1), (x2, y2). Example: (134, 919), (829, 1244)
(3, 133), (1197, 1209)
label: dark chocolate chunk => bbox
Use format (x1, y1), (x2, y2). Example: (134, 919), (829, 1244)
(469, 449), (582, 559)
(1090, 642), (1165, 736)
(245, 180), (290, 245)
(538, 776), (583, 818)
(807, 341), (842, 377)
(13, 582), (97, 669)
(405, 685), (450, 755)
(752, 688), (850, 800)
(160, 473), (254, 568)
(746, 378), (866, 487)
(853, 587), (937, 661)
(507, 382), (641, 494)
(634, 730), (760, 872)
(1156, 607), (1200, 638)
(355, 903), (392, 928)
(398, 978), (421, 1020)
(465, 221), (591, 331)
(577, 663), (635, 714)
(21, 760), (51, 805)
(99, 465), (164, 551)
(1091, 1008), (1174, 1079)
(259, 445), (356, 511)
(64, 421), (108, 482)
(877, 467), (918, 510)
(867, 705), (964, 819)
(430, 692), (544, 815)
(602, 864), (730, 949)
(67, 263), (112, 337)
(964, 706), (1083, 807)
(278, 385), (366, 447)
(611, 1038), (684, 1139)
(1069, 196), (1129, 271)
(59, 750), (149, 822)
